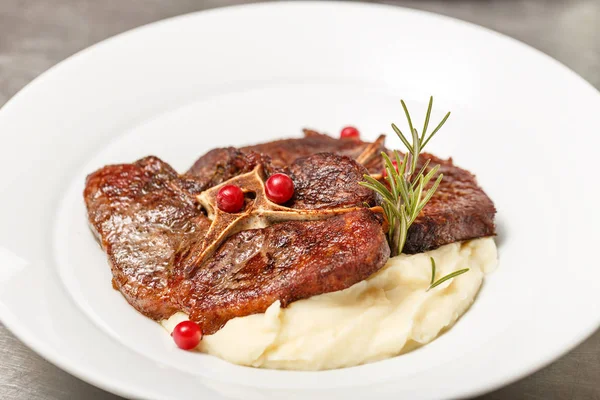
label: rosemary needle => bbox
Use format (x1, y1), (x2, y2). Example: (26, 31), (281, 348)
(427, 257), (470, 291)
(359, 97), (450, 256)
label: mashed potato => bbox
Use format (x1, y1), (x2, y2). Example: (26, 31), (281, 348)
(162, 238), (497, 370)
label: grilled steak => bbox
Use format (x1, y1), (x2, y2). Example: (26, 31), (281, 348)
(85, 153), (389, 334)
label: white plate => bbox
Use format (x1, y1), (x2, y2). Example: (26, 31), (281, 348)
(0, 2), (598, 399)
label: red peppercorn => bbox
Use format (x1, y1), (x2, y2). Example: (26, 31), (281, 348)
(217, 185), (245, 213)
(265, 173), (295, 204)
(172, 320), (202, 350)
(383, 160), (400, 178)
(340, 126), (360, 139)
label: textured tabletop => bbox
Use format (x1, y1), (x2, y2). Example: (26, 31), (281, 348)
(0, 1), (599, 399)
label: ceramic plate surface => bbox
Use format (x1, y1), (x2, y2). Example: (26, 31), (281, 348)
(0, 2), (598, 399)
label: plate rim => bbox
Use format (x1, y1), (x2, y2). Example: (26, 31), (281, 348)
(0, 2), (599, 399)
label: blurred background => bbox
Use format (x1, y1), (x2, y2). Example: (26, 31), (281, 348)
(0, 1), (599, 399)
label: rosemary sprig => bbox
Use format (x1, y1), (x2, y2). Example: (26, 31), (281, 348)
(359, 97), (450, 256)
(427, 257), (469, 291)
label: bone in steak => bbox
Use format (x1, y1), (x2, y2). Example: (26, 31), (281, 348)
(180, 154), (380, 277)
(174, 208), (388, 334)
(85, 152), (389, 334)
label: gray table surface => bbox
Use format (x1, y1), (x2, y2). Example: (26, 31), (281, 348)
(1, 1), (599, 399)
